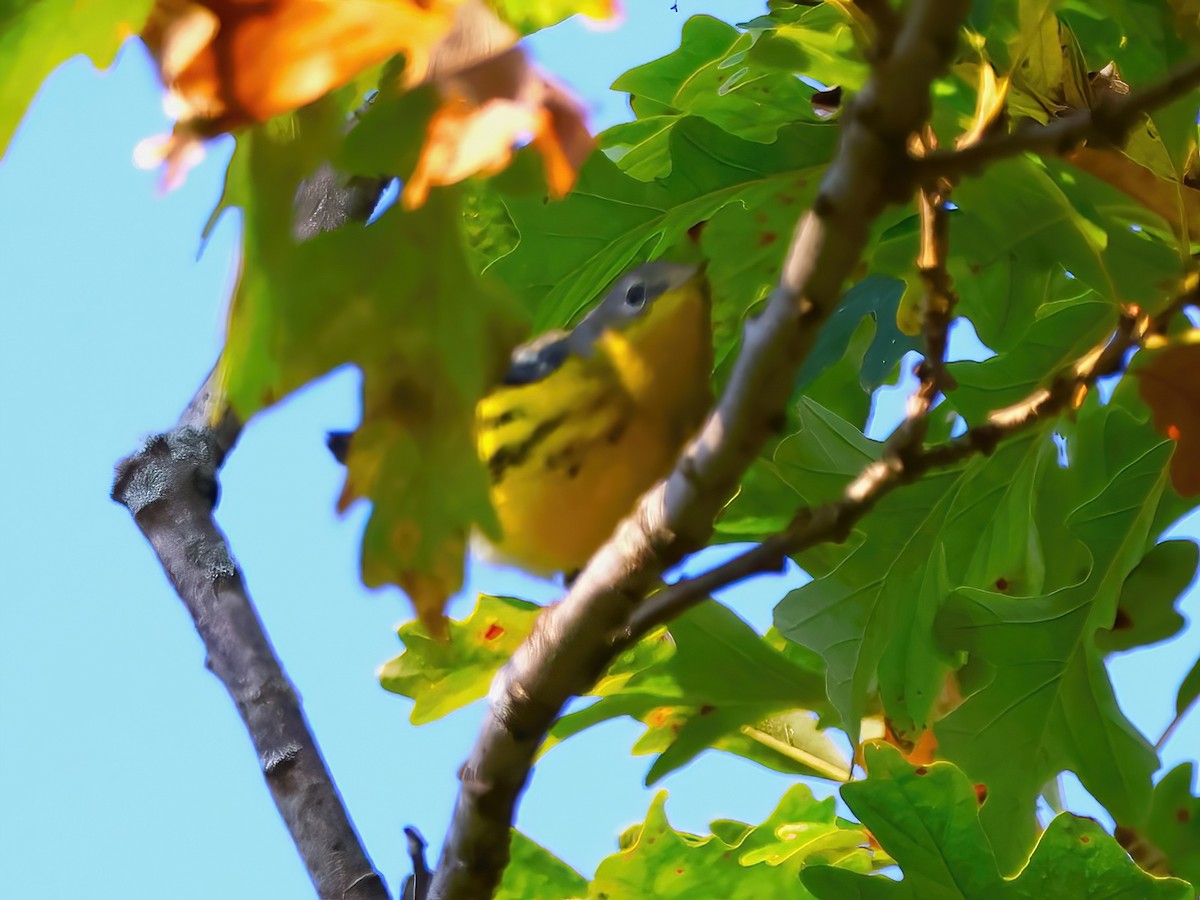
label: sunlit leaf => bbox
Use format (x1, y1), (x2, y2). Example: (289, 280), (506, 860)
(379, 594), (539, 722)
(742, 1), (870, 92)
(496, 831), (588, 900)
(804, 743), (1193, 899)
(591, 786), (873, 898)
(488, 0), (614, 35)
(600, 15), (822, 180)
(548, 601), (843, 783)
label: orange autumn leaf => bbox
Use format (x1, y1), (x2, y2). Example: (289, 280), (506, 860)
(402, 47), (592, 209)
(875, 719), (939, 767)
(1136, 342), (1200, 495)
(143, 0), (462, 134)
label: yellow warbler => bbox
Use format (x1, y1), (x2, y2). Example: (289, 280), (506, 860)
(329, 260), (713, 577)
(475, 261), (712, 574)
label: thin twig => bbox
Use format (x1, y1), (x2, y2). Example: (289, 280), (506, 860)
(112, 172), (391, 900)
(888, 129), (960, 460)
(427, 3), (970, 897)
(403, 827), (432, 900)
(627, 306), (1145, 636)
(913, 133), (958, 402)
(918, 59), (1200, 182)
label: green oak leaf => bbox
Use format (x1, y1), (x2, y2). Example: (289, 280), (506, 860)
(379, 595), (540, 723)
(489, 0), (613, 35)
(1096, 539), (1196, 654)
(490, 115), (837, 336)
(936, 406), (1173, 868)
(776, 431), (1057, 744)
(1141, 763), (1200, 888)
(951, 158), (1125, 306)
(1061, 0), (1200, 83)
(1179, 656), (1200, 718)
(590, 784), (873, 899)
(947, 256), (1089, 356)
(947, 298), (1115, 425)
(794, 275), (920, 395)
(601, 15), (822, 179)
(496, 831), (588, 900)
(716, 396), (880, 545)
(803, 744), (1193, 899)
(548, 600), (845, 784)
(741, 1), (870, 92)
(0, 0), (151, 158)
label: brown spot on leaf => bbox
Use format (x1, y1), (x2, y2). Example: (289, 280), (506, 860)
(758, 232), (778, 247)
(1178, 808), (1191, 823)
(914, 766), (929, 775)
(482, 622), (504, 641)
(995, 577), (1008, 591)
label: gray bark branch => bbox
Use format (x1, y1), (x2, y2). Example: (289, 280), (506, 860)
(112, 171), (391, 900)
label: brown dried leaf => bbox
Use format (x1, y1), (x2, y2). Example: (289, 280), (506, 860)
(143, 0), (461, 134)
(1136, 342), (1200, 495)
(402, 47), (591, 209)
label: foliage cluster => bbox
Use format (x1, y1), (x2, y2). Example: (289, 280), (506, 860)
(6, 0), (1200, 895)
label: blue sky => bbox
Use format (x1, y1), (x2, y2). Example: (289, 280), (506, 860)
(0, 3), (1197, 898)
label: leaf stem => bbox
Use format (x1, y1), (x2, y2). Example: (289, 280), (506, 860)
(742, 725), (853, 783)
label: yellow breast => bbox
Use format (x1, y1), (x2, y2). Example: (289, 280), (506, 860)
(474, 277), (712, 575)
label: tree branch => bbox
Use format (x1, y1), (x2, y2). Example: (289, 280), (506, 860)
(427, 2), (970, 897)
(919, 59), (1200, 181)
(112, 171), (391, 900)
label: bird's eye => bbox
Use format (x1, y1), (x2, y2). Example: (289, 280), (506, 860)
(625, 282), (646, 309)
